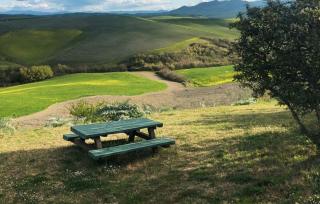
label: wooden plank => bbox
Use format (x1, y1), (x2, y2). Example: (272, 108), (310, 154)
(71, 118), (163, 139)
(88, 138), (175, 160)
(63, 133), (79, 141)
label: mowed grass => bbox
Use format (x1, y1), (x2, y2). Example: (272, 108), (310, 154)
(0, 29), (82, 64)
(0, 73), (166, 117)
(177, 65), (235, 87)
(0, 102), (319, 203)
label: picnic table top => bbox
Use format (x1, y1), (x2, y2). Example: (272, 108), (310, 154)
(71, 118), (163, 139)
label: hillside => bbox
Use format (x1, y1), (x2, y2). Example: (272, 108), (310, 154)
(1, 103), (318, 203)
(0, 14), (236, 67)
(169, 0), (264, 18)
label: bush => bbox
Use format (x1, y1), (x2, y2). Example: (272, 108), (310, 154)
(96, 102), (144, 121)
(69, 101), (98, 123)
(69, 101), (145, 123)
(0, 117), (15, 135)
(156, 68), (186, 83)
(19, 65), (54, 82)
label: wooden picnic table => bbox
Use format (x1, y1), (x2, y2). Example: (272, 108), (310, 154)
(64, 118), (175, 160)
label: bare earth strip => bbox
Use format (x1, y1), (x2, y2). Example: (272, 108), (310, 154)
(14, 72), (251, 127)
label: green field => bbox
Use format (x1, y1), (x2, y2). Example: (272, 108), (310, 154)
(0, 73), (166, 117)
(1, 102), (318, 203)
(0, 29), (82, 64)
(177, 65), (235, 87)
(0, 14), (237, 66)
(149, 17), (239, 40)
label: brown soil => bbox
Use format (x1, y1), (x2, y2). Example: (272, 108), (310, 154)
(14, 72), (251, 127)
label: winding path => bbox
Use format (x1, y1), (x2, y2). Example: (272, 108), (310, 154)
(14, 72), (251, 127)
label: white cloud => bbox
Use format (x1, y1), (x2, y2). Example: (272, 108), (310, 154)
(0, 0), (257, 12)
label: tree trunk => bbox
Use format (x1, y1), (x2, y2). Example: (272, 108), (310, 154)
(286, 103), (320, 149)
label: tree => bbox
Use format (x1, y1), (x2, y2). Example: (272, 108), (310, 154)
(232, 0), (320, 148)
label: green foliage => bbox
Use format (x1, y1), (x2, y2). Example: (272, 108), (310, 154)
(126, 38), (234, 71)
(176, 65), (235, 87)
(19, 65), (54, 82)
(0, 117), (15, 135)
(156, 69), (186, 83)
(97, 101), (145, 121)
(0, 73), (166, 117)
(232, 0), (320, 147)
(69, 101), (98, 123)
(69, 101), (145, 123)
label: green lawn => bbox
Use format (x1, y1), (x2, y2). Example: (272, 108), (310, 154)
(177, 65), (235, 87)
(0, 29), (82, 65)
(0, 73), (166, 117)
(0, 102), (318, 203)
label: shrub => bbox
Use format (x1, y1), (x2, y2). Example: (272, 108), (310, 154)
(69, 101), (98, 123)
(0, 117), (15, 135)
(156, 68), (186, 83)
(69, 101), (145, 123)
(19, 65), (54, 82)
(53, 64), (72, 75)
(96, 101), (144, 121)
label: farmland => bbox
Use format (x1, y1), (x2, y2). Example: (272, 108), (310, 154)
(177, 65), (235, 87)
(0, 14), (237, 66)
(0, 73), (166, 117)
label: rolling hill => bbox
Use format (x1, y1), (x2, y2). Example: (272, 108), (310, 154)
(0, 14), (237, 67)
(169, 0), (264, 18)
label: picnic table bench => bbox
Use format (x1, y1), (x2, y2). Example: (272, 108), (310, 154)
(63, 118), (175, 160)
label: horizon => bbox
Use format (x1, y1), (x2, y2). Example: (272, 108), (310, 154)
(0, 0), (258, 14)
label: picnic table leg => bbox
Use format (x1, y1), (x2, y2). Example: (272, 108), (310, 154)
(94, 137), (103, 149)
(148, 128), (156, 139)
(128, 132), (135, 143)
(148, 127), (158, 153)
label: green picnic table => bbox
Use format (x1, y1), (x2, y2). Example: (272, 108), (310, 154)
(63, 118), (175, 160)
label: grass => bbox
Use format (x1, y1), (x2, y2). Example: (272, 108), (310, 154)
(177, 65), (235, 87)
(151, 37), (206, 54)
(150, 17), (239, 40)
(0, 29), (82, 65)
(0, 14), (238, 66)
(0, 102), (319, 203)
(0, 73), (166, 117)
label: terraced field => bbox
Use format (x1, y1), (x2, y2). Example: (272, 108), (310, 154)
(0, 73), (166, 117)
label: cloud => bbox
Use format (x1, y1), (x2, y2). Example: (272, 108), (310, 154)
(0, 0), (255, 12)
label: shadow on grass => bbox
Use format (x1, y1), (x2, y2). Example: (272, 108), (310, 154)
(0, 110), (319, 203)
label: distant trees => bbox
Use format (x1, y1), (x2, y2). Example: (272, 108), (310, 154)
(232, 0), (320, 148)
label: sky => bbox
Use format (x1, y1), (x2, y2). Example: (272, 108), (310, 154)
(0, 0), (256, 13)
